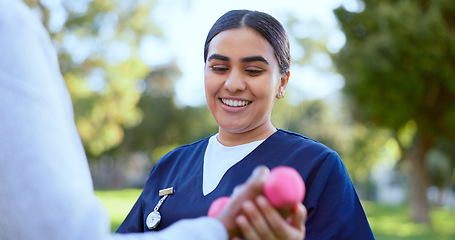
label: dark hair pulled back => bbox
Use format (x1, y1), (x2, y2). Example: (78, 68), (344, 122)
(204, 10), (291, 76)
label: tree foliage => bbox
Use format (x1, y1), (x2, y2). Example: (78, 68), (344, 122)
(334, 0), (455, 136)
(24, 0), (162, 157)
(333, 0), (455, 223)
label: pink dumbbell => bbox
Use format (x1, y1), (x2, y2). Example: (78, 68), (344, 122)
(207, 166), (305, 217)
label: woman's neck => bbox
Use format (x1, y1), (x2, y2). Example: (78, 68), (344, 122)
(217, 122), (277, 147)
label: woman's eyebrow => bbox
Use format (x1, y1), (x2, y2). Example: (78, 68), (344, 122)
(241, 56), (269, 65)
(208, 54), (229, 62)
(208, 54), (269, 65)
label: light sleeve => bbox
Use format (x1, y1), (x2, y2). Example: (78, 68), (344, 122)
(0, 1), (227, 240)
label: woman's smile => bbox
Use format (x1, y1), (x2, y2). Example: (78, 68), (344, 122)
(220, 98), (251, 107)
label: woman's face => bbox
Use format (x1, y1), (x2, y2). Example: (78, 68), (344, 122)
(204, 27), (287, 138)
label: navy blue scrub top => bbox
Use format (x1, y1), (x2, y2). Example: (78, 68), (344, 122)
(117, 129), (375, 239)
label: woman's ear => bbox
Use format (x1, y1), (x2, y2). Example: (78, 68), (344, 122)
(277, 71), (290, 99)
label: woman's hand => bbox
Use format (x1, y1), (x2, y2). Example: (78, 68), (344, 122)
(215, 166), (270, 238)
(233, 195), (307, 240)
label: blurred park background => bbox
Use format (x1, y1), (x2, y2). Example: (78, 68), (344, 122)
(23, 0), (455, 239)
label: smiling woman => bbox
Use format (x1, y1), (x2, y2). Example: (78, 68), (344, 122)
(204, 27), (286, 146)
(116, 9), (374, 240)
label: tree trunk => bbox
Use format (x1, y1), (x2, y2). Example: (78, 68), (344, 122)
(408, 135), (433, 224)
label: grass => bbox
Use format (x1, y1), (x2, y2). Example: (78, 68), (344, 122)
(96, 189), (455, 239)
(95, 188), (142, 232)
(362, 201), (455, 240)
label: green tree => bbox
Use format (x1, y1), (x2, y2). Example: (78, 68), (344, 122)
(333, 0), (455, 223)
(24, 0), (161, 157)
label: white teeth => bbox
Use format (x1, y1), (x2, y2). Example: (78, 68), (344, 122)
(221, 99), (250, 107)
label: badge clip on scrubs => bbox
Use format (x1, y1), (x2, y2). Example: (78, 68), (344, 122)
(146, 187), (174, 230)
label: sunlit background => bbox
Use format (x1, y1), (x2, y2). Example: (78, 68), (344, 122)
(23, 0), (455, 239)
(42, 0), (356, 106)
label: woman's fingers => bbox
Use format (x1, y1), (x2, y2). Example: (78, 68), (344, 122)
(236, 214), (262, 240)
(236, 195), (307, 240)
(287, 203), (307, 231)
(215, 166), (270, 238)
(255, 196), (290, 239)
(242, 199), (277, 240)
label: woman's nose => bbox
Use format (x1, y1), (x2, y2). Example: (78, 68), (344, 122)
(224, 69), (246, 93)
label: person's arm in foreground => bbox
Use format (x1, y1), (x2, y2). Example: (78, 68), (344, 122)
(0, 1), (307, 240)
(0, 0), (110, 239)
